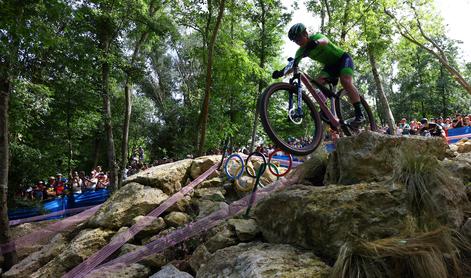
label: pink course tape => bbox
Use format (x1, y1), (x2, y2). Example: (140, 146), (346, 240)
(0, 204), (101, 256)
(91, 174), (293, 275)
(63, 162), (221, 278)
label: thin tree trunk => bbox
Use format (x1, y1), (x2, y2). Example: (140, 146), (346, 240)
(198, 0), (226, 155)
(367, 44), (396, 134)
(120, 2), (156, 184)
(93, 134), (101, 169)
(101, 40), (118, 192)
(339, 0), (350, 43)
(0, 71), (17, 270)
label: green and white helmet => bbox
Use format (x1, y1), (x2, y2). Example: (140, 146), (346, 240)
(288, 23), (306, 41)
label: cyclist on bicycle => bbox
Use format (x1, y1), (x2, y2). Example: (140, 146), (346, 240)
(274, 23), (364, 126)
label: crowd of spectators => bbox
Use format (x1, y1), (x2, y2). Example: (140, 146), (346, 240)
(20, 166), (110, 202)
(380, 113), (470, 138)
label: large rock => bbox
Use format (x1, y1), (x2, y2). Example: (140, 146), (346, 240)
(442, 152), (471, 185)
(3, 234), (67, 278)
(325, 132), (448, 185)
(456, 139), (471, 153)
(86, 263), (151, 278)
(190, 155), (221, 179)
(87, 183), (168, 229)
(119, 244), (167, 269)
(227, 219), (259, 242)
(125, 159), (193, 195)
(196, 242), (330, 278)
(131, 215), (166, 240)
(254, 184), (409, 260)
(164, 212), (191, 227)
(31, 228), (114, 277)
(150, 264), (193, 278)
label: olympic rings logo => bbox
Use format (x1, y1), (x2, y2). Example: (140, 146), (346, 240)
(223, 149), (293, 190)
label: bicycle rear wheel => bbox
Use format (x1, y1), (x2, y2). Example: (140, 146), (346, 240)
(259, 82), (323, 156)
(335, 89), (377, 135)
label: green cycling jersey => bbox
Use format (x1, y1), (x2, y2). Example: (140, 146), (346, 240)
(294, 33), (345, 65)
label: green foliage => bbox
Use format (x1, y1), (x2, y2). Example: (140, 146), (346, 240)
(3, 0), (470, 191)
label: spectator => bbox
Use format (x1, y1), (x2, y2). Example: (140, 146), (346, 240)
(138, 146), (144, 162)
(54, 173), (65, 195)
(409, 120), (419, 135)
(443, 118), (452, 130)
(464, 115), (470, 126)
(70, 171), (82, 194)
(46, 176), (57, 198)
(419, 118), (446, 139)
(452, 114), (464, 128)
(398, 118), (411, 135)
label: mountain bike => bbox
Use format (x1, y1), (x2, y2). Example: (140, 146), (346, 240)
(258, 57), (376, 156)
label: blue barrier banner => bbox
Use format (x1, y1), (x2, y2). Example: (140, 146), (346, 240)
(447, 126), (471, 144)
(8, 189), (110, 222)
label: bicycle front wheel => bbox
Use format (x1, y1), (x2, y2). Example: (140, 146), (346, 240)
(259, 82), (323, 156)
(335, 89), (377, 135)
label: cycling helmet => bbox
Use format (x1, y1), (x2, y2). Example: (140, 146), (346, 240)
(288, 23), (306, 41)
(420, 118), (428, 124)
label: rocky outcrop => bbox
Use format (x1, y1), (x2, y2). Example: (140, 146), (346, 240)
(254, 183), (409, 260)
(125, 159), (193, 195)
(31, 228), (114, 277)
(325, 132), (448, 185)
(190, 155), (221, 179)
(87, 183), (168, 229)
(196, 242), (330, 278)
(3, 234), (67, 278)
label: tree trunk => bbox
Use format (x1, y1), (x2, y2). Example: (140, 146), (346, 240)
(101, 41), (118, 192)
(367, 44), (396, 134)
(120, 2), (156, 184)
(0, 71), (18, 271)
(198, 0), (226, 155)
(250, 1), (266, 152)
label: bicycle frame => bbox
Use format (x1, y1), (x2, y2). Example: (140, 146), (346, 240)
(288, 71), (342, 129)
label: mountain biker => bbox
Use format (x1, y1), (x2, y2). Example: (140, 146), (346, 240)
(273, 23), (364, 126)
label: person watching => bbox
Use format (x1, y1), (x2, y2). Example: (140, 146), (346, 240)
(419, 118), (446, 140)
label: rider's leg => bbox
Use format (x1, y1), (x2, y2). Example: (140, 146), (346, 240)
(339, 54), (364, 123)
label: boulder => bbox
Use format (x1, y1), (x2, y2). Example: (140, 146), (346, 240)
(195, 200), (228, 219)
(199, 177), (224, 188)
(190, 155), (221, 179)
(203, 224), (238, 253)
(125, 159), (193, 195)
(189, 245), (212, 272)
(227, 219), (259, 242)
(193, 187), (226, 202)
(442, 152), (471, 184)
(290, 149), (328, 186)
(456, 139), (471, 153)
(150, 264), (193, 278)
(31, 228), (114, 277)
(86, 263), (151, 278)
(119, 244), (167, 269)
(168, 196), (192, 213)
(87, 183), (168, 229)
(254, 184), (409, 260)
(325, 132), (448, 185)
(131, 216), (166, 240)
(3, 234), (67, 278)
(164, 212), (191, 227)
(196, 242), (330, 278)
